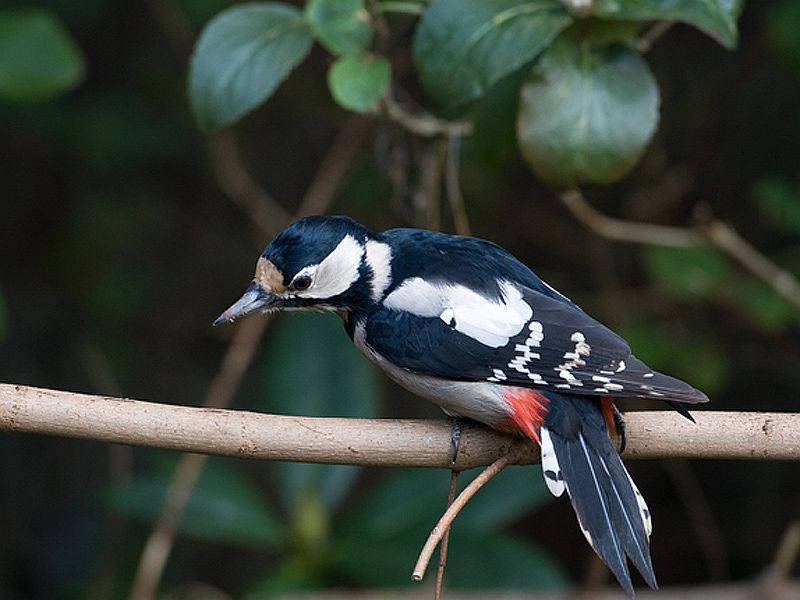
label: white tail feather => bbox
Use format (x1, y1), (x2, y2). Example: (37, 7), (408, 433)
(540, 427), (565, 496)
(621, 462), (653, 538)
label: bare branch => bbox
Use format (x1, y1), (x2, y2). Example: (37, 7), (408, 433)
(701, 219), (800, 308)
(559, 188), (703, 247)
(445, 134), (471, 236)
(295, 115), (373, 218)
(208, 129), (292, 240)
(559, 188), (800, 311)
(434, 470), (459, 600)
(2, 384), (800, 464)
(636, 21), (675, 53)
(382, 93), (473, 138)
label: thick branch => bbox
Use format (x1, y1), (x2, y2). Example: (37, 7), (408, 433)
(2, 384), (799, 465)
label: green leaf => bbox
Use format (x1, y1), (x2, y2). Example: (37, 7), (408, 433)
(188, 2), (313, 130)
(107, 458), (284, 549)
(736, 280), (800, 332)
(0, 8), (85, 103)
(766, 0), (800, 73)
(455, 466), (551, 531)
(446, 532), (569, 589)
(333, 468), (565, 589)
(340, 469), (449, 538)
(332, 469), (448, 586)
(622, 323), (728, 397)
(592, 0), (743, 49)
(517, 35), (659, 188)
(643, 245), (730, 300)
(305, 0), (372, 56)
(261, 313), (379, 513)
(413, 0), (572, 110)
(752, 175), (800, 236)
(327, 54), (390, 113)
(472, 67), (527, 169)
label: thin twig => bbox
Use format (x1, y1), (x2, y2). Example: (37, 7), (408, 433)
(662, 459), (729, 581)
(434, 470), (459, 600)
(701, 219), (800, 309)
(773, 521), (800, 579)
(208, 129), (291, 240)
(445, 134), (471, 236)
(295, 115), (372, 218)
(636, 21), (675, 53)
(382, 93), (473, 138)
(559, 188), (703, 247)
(412, 448), (524, 582)
(559, 188), (800, 311)
(414, 139), (446, 230)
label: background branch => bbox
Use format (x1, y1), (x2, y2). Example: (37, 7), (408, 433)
(559, 188), (800, 310)
(2, 384), (799, 465)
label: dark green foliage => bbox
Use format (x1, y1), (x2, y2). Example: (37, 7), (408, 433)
(0, 7), (85, 102)
(5, 0), (800, 598)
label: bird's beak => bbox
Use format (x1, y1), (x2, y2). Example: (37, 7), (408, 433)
(213, 282), (275, 326)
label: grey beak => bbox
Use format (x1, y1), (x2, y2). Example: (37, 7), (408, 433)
(213, 282), (274, 326)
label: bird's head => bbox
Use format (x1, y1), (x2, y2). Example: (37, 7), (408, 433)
(214, 216), (391, 325)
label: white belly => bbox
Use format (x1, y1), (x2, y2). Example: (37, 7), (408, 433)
(353, 322), (512, 428)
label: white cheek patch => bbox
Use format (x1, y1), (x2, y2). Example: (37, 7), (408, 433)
(296, 234), (364, 299)
(384, 278), (532, 348)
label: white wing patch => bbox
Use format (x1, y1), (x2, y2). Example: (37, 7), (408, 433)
(540, 427), (565, 497)
(383, 278), (532, 348)
(295, 235), (364, 300)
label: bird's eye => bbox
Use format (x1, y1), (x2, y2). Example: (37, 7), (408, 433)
(293, 275), (313, 291)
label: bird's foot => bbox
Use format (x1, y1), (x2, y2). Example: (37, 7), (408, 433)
(450, 417), (462, 465)
(613, 405), (627, 453)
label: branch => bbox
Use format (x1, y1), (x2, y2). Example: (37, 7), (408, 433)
(2, 384), (799, 464)
(559, 188), (703, 247)
(558, 188), (800, 311)
(413, 448), (524, 581)
(381, 93), (473, 138)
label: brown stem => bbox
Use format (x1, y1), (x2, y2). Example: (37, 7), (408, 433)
(412, 448), (524, 582)
(434, 470), (459, 600)
(5, 385), (800, 463)
(445, 134), (471, 236)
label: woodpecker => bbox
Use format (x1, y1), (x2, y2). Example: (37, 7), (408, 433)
(215, 215), (708, 595)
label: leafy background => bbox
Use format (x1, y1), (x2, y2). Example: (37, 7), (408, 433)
(1, 0), (800, 598)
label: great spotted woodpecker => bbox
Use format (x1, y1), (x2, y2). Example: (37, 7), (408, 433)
(215, 215), (708, 595)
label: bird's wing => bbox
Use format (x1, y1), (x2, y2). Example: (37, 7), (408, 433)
(365, 281), (708, 404)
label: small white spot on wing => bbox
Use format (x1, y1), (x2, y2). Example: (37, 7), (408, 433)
(492, 368), (507, 381)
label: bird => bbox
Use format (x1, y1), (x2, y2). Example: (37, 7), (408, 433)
(214, 215), (708, 595)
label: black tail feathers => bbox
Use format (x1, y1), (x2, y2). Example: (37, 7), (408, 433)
(542, 395), (656, 596)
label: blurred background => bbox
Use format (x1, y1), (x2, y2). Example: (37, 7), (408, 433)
(1, 1), (799, 598)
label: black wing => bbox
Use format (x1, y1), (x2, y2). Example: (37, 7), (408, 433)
(364, 283), (708, 405)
